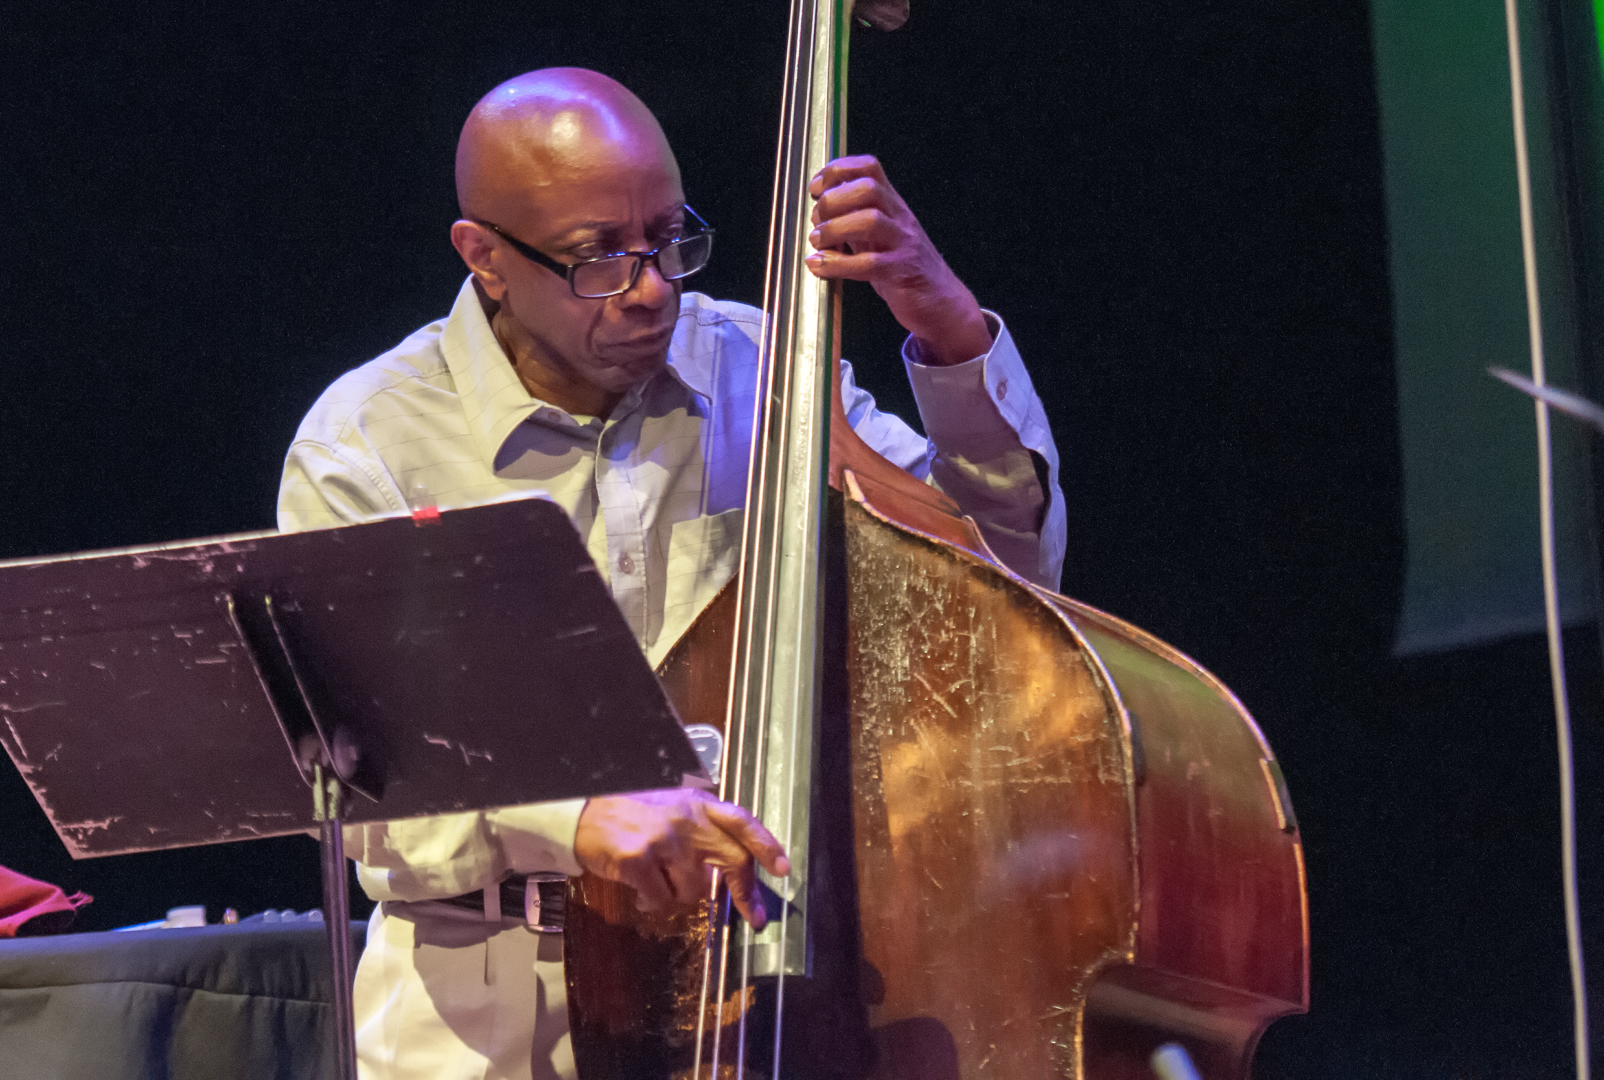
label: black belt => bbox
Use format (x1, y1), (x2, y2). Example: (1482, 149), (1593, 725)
(438, 873), (567, 933)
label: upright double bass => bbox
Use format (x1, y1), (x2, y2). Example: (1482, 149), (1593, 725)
(564, 2), (1308, 1076)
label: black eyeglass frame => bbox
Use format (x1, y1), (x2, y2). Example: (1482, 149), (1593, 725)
(470, 205), (714, 298)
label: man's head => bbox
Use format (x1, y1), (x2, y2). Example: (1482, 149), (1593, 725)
(450, 69), (688, 415)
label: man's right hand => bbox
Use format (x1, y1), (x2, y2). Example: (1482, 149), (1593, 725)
(574, 789), (791, 929)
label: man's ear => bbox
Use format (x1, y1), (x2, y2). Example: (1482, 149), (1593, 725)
(450, 220), (508, 301)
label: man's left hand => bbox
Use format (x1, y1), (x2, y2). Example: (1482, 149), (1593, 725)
(805, 155), (993, 367)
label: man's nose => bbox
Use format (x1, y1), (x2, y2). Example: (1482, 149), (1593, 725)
(621, 258), (675, 308)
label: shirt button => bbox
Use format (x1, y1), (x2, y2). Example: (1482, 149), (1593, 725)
(618, 553), (635, 575)
(996, 378), (1009, 398)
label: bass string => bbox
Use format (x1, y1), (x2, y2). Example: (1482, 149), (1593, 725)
(764, 5), (833, 1071)
(737, 3), (844, 1075)
(763, 3), (836, 1065)
(696, 0), (818, 1076)
(732, 63), (807, 1080)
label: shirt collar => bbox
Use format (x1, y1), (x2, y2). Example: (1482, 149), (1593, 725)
(438, 277), (711, 468)
(662, 309), (715, 402)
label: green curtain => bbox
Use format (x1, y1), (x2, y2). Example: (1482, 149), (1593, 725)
(1373, 0), (1600, 653)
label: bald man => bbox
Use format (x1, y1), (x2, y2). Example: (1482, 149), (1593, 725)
(278, 69), (1064, 1080)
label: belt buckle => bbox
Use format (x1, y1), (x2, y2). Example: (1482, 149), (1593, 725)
(525, 872), (566, 934)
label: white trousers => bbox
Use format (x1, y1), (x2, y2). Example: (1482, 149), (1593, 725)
(354, 901), (577, 1080)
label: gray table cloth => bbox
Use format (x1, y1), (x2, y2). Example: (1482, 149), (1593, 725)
(0, 922), (366, 1079)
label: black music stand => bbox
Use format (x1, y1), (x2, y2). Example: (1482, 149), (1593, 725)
(0, 496), (702, 1080)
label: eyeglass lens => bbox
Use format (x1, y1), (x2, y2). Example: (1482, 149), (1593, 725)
(571, 233), (714, 297)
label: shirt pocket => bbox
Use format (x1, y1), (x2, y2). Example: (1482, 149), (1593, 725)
(654, 507), (744, 665)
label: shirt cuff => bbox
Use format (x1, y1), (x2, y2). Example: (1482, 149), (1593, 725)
(487, 798), (587, 878)
(904, 311), (1034, 447)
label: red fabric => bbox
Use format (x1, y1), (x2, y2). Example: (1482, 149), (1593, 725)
(0, 865), (91, 938)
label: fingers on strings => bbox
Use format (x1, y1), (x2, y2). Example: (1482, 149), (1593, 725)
(809, 155), (890, 201)
(703, 800), (791, 877)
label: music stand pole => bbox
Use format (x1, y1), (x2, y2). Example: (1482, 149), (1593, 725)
(314, 764), (358, 1080)
(231, 592), (365, 1080)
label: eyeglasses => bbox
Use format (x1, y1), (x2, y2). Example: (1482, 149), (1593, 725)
(471, 206), (714, 298)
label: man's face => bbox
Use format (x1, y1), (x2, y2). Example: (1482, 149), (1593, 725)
(483, 150), (687, 403)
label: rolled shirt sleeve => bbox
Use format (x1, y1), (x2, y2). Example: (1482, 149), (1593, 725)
(841, 312), (1065, 590)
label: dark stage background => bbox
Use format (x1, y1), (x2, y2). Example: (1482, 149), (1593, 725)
(2, 1), (1599, 1075)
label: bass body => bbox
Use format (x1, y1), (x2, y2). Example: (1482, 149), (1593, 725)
(565, 466), (1307, 1079)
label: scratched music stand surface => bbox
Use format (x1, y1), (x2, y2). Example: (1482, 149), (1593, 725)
(0, 495), (698, 855)
(0, 495), (700, 1080)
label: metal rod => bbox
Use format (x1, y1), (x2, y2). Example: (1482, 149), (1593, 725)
(319, 772), (359, 1080)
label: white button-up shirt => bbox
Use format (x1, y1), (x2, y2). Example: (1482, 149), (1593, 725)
(277, 277), (1063, 896)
